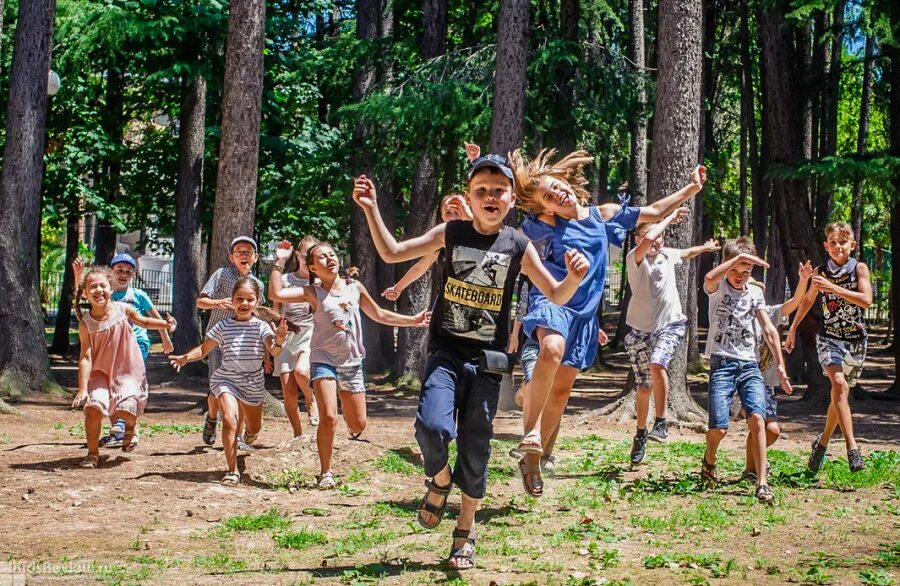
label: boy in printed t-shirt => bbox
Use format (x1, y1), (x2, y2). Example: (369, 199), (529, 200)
(626, 210), (720, 465)
(352, 154), (589, 570)
(786, 222), (873, 473)
(701, 237), (793, 503)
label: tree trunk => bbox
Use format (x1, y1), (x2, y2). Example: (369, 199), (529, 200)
(392, 0), (449, 381)
(94, 69), (124, 265)
(0, 0), (56, 399)
(612, 0), (706, 424)
(759, 2), (828, 400)
(850, 34), (874, 252)
(813, 1), (844, 234)
(209, 0), (265, 273)
(489, 0), (530, 156)
(888, 44), (900, 382)
(553, 0), (579, 153)
(628, 0), (647, 206)
(50, 214), (79, 355)
(173, 74), (207, 353)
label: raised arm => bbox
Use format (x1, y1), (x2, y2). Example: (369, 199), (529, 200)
(780, 261), (814, 317)
(638, 166), (706, 223)
(703, 253), (769, 294)
(520, 243), (589, 305)
(756, 309), (793, 394)
(352, 176), (445, 263)
(681, 239), (721, 261)
(269, 243), (317, 304)
(125, 305), (176, 332)
(784, 284), (819, 353)
(357, 283), (431, 328)
(633, 207), (689, 265)
(811, 261), (873, 309)
(384, 250), (440, 300)
(148, 307), (174, 353)
(264, 318), (288, 358)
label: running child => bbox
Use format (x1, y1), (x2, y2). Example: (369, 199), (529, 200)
(702, 237), (793, 503)
(353, 154), (589, 570)
(381, 194), (472, 301)
(170, 277), (287, 485)
(508, 148), (706, 496)
(739, 260), (813, 481)
(268, 240), (431, 489)
(196, 236), (265, 446)
(626, 209), (720, 465)
(786, 222), (873, 473)
(71, 265), (177, 468)
(273, 235), (320, 436)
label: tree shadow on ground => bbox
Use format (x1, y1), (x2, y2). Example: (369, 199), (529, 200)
(553, 466), (626, 481)
(4, 442), (84, 451)
(205, 559), (453, 581)
(148, 445), (210, 457)
(10, 454), (129, 470)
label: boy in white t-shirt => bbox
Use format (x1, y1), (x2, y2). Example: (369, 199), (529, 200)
(702, 237), (793, 503)
(625, 208), (720, 465)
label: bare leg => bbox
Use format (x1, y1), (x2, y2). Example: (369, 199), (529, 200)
(539, 366), (579, 457)
(314, 378), (339, 475)
(338, 391), (367, 436)
(650, 364), (669, 419)
(747, 413), (768, 487)
(207, 393), (218, 420)
(745, 420), (781, 474)
(218, 394), (240, 473)
(704, 428), (727, 466)
(635, 387), (651, 431)
(822, 366), (857, 451)
(294, 351), (318, 423)
(280, 371), (303, 437)
(84, 407), (103, 456)
(521, 329), (565, 469)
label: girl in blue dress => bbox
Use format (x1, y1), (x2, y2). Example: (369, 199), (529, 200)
(509, 148), (706, 496)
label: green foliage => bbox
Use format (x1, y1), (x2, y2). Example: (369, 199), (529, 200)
(221, 507), (290, 532)
(273, 529), (328, 550)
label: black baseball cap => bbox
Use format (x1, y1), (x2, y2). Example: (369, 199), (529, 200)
(467, 154), (515, 189)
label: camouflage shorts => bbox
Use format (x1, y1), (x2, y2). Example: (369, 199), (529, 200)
(625, 320), (687, 389)
(816, 336), (867, 387)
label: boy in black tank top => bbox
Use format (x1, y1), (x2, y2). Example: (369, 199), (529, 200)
(352, 155), (589, 570)
(786, 222), (873, 473)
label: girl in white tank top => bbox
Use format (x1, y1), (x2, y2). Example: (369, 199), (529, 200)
(268, 241), (431, 488)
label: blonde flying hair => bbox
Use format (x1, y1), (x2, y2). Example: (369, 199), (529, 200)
(508, 148), (593, 214)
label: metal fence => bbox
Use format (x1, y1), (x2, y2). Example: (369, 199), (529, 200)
(42, 269), (174, 316)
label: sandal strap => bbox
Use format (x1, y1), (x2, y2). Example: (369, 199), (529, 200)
(521, 462), (542, 474)
(424, 478), (452, 496)
(452, 528), (476, 541)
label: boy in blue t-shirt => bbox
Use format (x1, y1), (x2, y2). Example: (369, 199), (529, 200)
(101, 253), (173, 447)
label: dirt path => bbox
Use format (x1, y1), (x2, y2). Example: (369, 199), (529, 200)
(1, 346), (897, 585)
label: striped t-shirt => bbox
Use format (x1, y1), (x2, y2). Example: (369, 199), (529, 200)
(207, 317), (274, 405)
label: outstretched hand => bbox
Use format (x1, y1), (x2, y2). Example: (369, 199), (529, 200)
(738, 253), (769, 269)
(72, 257), (85, 285)
(71, 389), (88, 409)
(169, 354), (189, 372)
(704, 239), (721, 253)
(165, 312), (177, 333)
(275, 317), (288, 342)
(564, 249), (590, 280)
(352, 175), (377, 209)
(779, 367), (794, 395)
(691, 165), (707, 188)
(669, 206), (691, 224)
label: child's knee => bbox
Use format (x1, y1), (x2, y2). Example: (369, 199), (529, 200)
(539, 336), (565, 364)
(707, 428), (727, 442)
(767, 421), (781, 439)
(347, 414), (367, 433)
(747, 412), (765, 431)
(830, 371), (849, 392)
(84, 407), (103, 422)
(649, 363), (667, 378)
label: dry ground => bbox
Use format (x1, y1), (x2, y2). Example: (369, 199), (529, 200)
(0, 341), (897, 586)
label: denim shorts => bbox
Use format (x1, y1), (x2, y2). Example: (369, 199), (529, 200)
(519, 338), (540, 384)
(707, 355), (766, 430)
(310, 362), (366, 394)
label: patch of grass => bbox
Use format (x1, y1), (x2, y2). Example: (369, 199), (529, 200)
(874, 543), (900, 567)
(332, 529), (397, 556)
(631, 496), (738, 534)
(344, 468), (369, 483)
(273, 529), (327, 550)
(551, 518), (621, 545)
(374, 449), (420, 475)
(222, 507), (290, 532)
(0, 432), (10, 444)
(262, 467), (307, 490)
(795, 564), (833, 585)
(643, 552), (737, 578)
(587, 543), (621, 569)
(143, 423), (204, 437)
(822, 450), (900, 489)
(92, 562), (152, 585)
(127, 555), (182, 569)
(337, 483), (367, 497)
(191, 553), (248, 573)
(368, 501), (413, 518)
(340, 563), (391, 584)
(860, 569), (896, 586)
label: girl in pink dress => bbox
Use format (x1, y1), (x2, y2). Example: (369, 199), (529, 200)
(71, 265), (176, 468)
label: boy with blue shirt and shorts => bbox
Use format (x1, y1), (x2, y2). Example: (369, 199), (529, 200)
(98, 253), (174, 448)
(702, 237), (793, 503)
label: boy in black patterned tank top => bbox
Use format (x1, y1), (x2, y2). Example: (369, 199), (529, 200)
(786, 222), (873, 473)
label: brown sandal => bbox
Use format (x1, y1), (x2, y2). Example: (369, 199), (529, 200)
(519, 457), (543, 497)
(417, 478), (452, 529)
(79, 454), (100, 469)
(700, 456), (717, 488)
(122, 423), (137, 452)
(448, 528), (476, 570)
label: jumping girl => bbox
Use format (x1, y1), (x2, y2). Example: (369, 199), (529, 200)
(169, 277), (288, 485)
(508, 148), (706, 496)
(268, 241), (430, 488)
(273, 235), (321, 435)
(72, 264), (177, 468)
